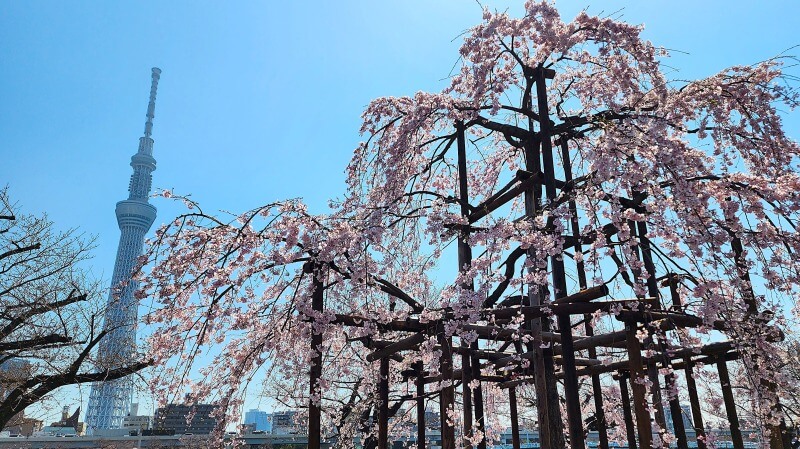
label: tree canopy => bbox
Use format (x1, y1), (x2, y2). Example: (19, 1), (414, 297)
(0, 188), (150, 429)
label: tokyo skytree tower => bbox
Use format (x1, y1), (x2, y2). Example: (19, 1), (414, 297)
(85, 68), (161, 432)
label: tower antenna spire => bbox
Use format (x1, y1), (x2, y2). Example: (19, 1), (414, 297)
(143, 67), (161, 140)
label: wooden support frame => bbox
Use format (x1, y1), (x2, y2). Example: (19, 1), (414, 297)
(297, 58), (777, 449)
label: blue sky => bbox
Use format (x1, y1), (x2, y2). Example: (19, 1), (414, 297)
(1, 0), (799, 424)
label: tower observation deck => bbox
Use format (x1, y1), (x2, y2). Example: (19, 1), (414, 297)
(85, 68), (161, 432)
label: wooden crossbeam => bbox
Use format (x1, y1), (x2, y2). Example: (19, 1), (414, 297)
(671, 350), (739, 370)
(468, 171), (544, 223)
(333, 314), (427, 332)
(335, 290), (610, 334)
(488, 298), (616, 320)
(498, 376), (537, 389)
(422, 369), (505, 385)
(552, 285), (608, 304)
(555, 355), (602, 366)
(367, 333), (426, 362)
(566, 341), (737, 378)
(569, 329), (627, 353)
(372, 326), (631, 368)
(462, 323), (562, 343)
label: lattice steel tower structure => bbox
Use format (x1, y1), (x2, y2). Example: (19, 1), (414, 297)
(86, 68), (161, 432)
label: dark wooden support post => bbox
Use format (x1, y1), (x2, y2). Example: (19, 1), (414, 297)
(670, 276), (706, 449)
(522, 102), (553, 449)
(534, 64), (584, 449)
(415, 362), (426, 449)
(456, 121), (480, 448)
(471, 343), (487, 449)
(653, 277), (687, 448)
(683, 361), (707, 449)
(729, 233), (787, 449)
(586, 337), (609, 449)
(509, 387), (521, 449)
(556, 314), (582, 447)
(308, 262), (324, 449)
(667, 274), (683, 312)
(561, 139), (609, 449)
(461, 344), (474, 448)
(631, 221), (668, 438)
(717, 358), (745, 449)
(438, 328), (456, 449)
(634, 220), (661, 307)
(379, 357), (390, 449)
(522, 163), (553, 449)
(665, 370), (689, 449)
(619, 373), (638, 449)
(647, 364), (669, 438)
(523, 72), (564, 449)
(625, 323), (652, 449)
